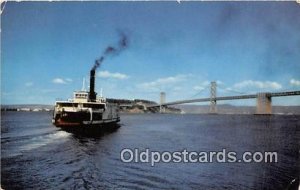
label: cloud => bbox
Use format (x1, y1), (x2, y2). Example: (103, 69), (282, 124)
(233, 80), (282, 90)
(65, 78), (73, 82)
(193, 81), (210, 91)
(98, 70), (129, 80)
(216, 80), (224, 85)
(290, 79), (300, 86)
(193, 86), (205, 91)
(25, 82), (33, 87)
(138, 74), (188, 91)
(52, 78), (66, 84)
(52, 78), (73, 84)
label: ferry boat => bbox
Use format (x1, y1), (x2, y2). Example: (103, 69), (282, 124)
(52, 70), (120, 128)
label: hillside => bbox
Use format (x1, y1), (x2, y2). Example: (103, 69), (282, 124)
(173, 104), (300, 114)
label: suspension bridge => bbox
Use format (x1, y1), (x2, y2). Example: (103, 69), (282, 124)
(147, 82), (300, 114)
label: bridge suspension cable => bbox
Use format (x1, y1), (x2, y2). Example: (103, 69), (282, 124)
(218, 84), (247, 95)
(188, 86), (209, 99)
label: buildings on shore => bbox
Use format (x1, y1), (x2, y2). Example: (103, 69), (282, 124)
(1, 107), (51, 112)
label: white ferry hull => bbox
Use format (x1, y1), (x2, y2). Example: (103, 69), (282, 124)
(52, 103), (120, 128)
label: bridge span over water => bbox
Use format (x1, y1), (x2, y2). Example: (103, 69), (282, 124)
(147, 82), (300, 114)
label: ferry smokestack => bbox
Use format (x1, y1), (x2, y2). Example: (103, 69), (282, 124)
(89, 69), (97, 101)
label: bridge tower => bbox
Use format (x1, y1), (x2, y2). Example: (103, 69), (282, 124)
(210, 81), (217, 114)
(256, 93), (272, 114)
(160, 92), (166, 113)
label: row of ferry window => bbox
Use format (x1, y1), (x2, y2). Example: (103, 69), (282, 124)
(75, 94), (88, 98)
(58, 103), (105, 109)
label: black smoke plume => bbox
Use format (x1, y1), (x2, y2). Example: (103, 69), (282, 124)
(92, 32), (129, 71)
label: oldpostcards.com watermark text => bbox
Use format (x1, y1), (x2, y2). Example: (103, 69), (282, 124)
(120, 148), (278, 166)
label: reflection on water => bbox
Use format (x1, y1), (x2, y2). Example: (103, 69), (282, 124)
(60, 123), (121, 138)
(1, 112), (299, 189)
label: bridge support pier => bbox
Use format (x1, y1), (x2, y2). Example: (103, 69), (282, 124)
(160, 106), (166, 113)
(256, 93), (272, 114)
(210, 81), (217, 114)
(160, 92), (166, 113)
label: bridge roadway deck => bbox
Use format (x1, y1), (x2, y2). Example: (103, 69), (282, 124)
(147, 91), (300, 108)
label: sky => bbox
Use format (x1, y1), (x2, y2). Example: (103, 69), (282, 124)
(2, 1), (300, 106)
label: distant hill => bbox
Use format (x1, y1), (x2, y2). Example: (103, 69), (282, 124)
(173, 104), (300, 114)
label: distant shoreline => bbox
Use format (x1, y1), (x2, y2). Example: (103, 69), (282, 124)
(1, 104), (300, 115)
